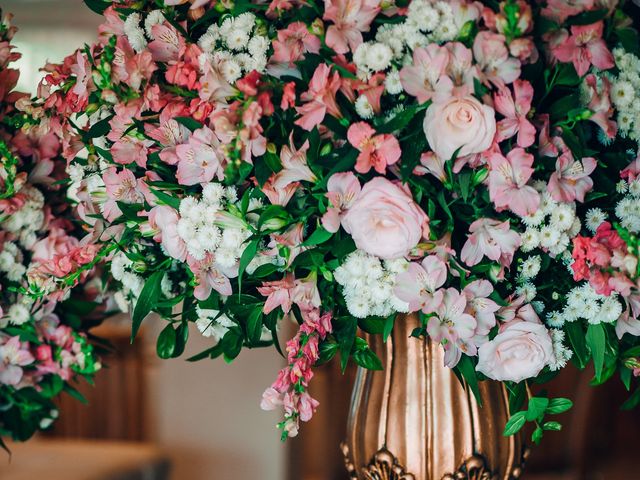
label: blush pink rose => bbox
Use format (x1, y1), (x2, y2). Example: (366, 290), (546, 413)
(423, 95), (496, 161)
(341, 177), (428, 259)
(476, 320), (554, 383)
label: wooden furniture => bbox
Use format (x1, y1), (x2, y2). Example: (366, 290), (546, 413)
(47, 320), (147, 441)
(0, 439), (170, 480)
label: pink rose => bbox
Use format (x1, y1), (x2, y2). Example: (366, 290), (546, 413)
(476, 321), (554, 383)
(423, 95), (496, 161)
(341, 177), (428, 259)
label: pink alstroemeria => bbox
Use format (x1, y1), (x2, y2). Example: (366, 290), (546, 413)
(400, 44), (450, 104)
(582, 73), (617, 139)
(473, 31), (521, 87)
(488, 148), (540, 217)
(463, 279), (499, 339)
(271, 22), (321, 66)
(547, 153), (597, 203)
(494, 79), (536, 148)
(461, 218), (521, 268)
(323, 0), (380, 55)
(102, 167), (145, 222)
(295, 64), (341, 131)
(428, 288), (477, 367)
(148, 23), (185, 63)
(321, 172), (361, 233)
(258, 274), (296, 314)
(148, 205), (188, 262)
(188, 253), (233, 300)
(394, 255), (448, 314)
(272, 136), (317, 190)
(262, 179), (299, 207)
(175, 126), (223, 185)
(552, 22), (615, 77)
(0, 336), (35, 386)
(347, 122), (401, 174)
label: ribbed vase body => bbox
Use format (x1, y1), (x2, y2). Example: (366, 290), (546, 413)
(342, 314), (524, 480)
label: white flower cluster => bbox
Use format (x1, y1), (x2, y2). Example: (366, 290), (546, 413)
(548, 329), (573, 371)
(0, 241), (27, 283)
(353, 0), (460, 80)
(111, 250), (175, 309)
(198, 13), (269, 83)
(176, 184), (250, 268)
(124, 12), (148, 53)
(519, 190), (580, 258)
(334, 250), (409, 318)
(611, 48), (640, 142)
(614, 178), (640, 233)
(514, 255), (542, 302)
(195, 307), (235, 342)
(2, 185), (46, 248)
(545, 283), (623, 328)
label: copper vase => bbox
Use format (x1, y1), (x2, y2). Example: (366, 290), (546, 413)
(342, 314), (525, 479)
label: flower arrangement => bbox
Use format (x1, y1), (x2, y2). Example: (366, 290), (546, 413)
(32, 0), (640, 443)
(0, 10), (105, 446)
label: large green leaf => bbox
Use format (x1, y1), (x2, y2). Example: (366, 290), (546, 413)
(586, 323), (605, 381)
(131, 271), (164, 342)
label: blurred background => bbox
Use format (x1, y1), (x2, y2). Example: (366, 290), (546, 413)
(1, 1), (639, 479)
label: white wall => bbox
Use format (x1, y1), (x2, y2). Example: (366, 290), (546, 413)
(6, 1), (288, 477)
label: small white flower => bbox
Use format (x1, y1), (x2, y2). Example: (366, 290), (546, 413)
(365, 42), (393, 71)
(248, 35), (269, 57)
(221, 59), (242, 83)
(629, 179), (640, 197)
(8, 304), (31, 326)
(521, 209), (545, 227)
(586, 208), (607, 233)
(546, 311), (565, 328)
(520, 255), (542, 280)
(385, 70), (404, 95)
(355, 95), (375, 119)
(520, 228), (540, 252)
(612, 80), (635, 108)
(550, 204), (575, 231)
(225, 29), (250, 51)
(6, 263), (26, 282)
(539, 225), (561, 249)
(144, 10), (166, 39)
(600, 295), (623, 323)
(516, 282), (537, 302)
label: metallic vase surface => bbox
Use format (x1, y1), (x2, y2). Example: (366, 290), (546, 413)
(342, 314), (525, 480)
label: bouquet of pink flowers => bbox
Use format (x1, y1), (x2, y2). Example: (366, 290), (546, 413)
(0, 10), (105, 446)
(32, 0), (640, 442)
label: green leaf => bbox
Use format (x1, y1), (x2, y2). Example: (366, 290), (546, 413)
(531, 426), (544, 445)
(546, 398), (573, 415)
(302, 225), (333, 246)
(151, 188), (181, 210)
(622, 387), (640, 410)
(358, 316), (385, 335)
(172, 322), (189, 358)
(131, 271), (164, 342)
(187, 344), (224, 362)
(542, 421), (562, 431)
(337, 317), (357, 373)
(378, 102), (429, 134)
(526, 396), (549, 421)
(156, 324), (177, 359)
(566, 8), (608, 26)
(383, 315), (395, 342)
(174, 116), (203, 132)
(83, 0), (110, 14)
(621, 366), (632, 391)
(86, 116), (113, 139)
(246, 307), (264, 345)
(586, 323), (606, 381)
(63, 384), (88, 404)
(353, 348), (383, 371)
(503, 411), (527, 436)
(565, 322), (589, 369)
(318, 339), (339, 365)
(237, 239), (259, 294)
(456, 355), (482, 406)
